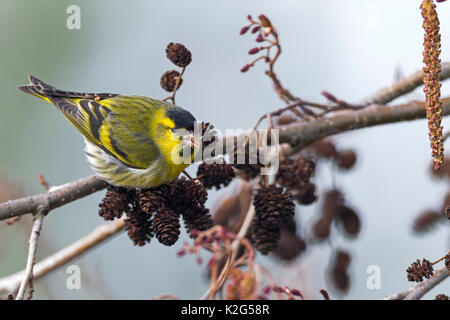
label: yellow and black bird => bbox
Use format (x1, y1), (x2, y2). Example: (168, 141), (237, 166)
(19, 75), (200, 188)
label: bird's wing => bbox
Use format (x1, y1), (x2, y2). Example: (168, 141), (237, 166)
(19, 75), (160, 169)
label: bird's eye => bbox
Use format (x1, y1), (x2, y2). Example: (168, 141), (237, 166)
(171, 128), (176, 133)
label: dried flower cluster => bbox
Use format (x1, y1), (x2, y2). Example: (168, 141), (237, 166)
(273, 219), (307, 261)
(329, 250), (351, 292)
(160, 70), (183, 92)
(98, 186), (132, 221)
(98, 178), (213, 246)
(421, 0), (444, 170)
(225, 269), (257, 300)
(160, 42), (191, 95)
(197, 161), (235, 190)
(239, 14), (277, 73)
(406, 258), (434, 282)
(412, 209), (445, 233)
(230, 144), (264, 181)
(166, 42), (192, 68)
(313, 189), (361, 240)
(276, 157), (316, 204)
(251, 185), (295, 254)
(309, 139), (358, 170)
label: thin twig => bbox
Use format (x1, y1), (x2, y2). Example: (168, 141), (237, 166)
(201, 203), (256, 300)
(15, 207), (46, 300)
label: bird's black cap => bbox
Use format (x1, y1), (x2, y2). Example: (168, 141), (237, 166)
(166, 107), (196, 131)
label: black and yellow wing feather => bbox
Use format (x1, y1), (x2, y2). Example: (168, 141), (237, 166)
(18, 75), (162, 169)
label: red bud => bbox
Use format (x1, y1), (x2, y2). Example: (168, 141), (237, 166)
(247, 14), (252, 20)
(176, 249), (186, 257)
(255, 34), (264, 42)
(240, 26), (250, 35)
(248, 47), (260, 55)
(251, 25), (260, 34)
(321, 91), (337, 102)
(272, 286), (283, 293)
(290, 289), (303, 297)
(262, 285), (272, 295)
(241, 64), (250, 72)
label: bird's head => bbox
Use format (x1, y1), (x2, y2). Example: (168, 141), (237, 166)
(154, 106), (200, 166)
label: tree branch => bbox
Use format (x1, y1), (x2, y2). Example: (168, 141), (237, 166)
(1, 65), (449, 222)
(15, 208), (46, 300)
(0, 175), (107, 221)
(279, 98), (450, 150)
(403, 266), (450, 300)
(363, 62), (450, 105)
(0, 218), (124, 296)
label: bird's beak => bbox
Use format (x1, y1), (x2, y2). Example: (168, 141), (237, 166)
(184, 132), (199, 149)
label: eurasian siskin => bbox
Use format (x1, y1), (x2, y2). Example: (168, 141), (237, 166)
(18, 75), (200, 188)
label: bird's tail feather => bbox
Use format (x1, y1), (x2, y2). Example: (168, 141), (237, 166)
(18, 74), (118, 101)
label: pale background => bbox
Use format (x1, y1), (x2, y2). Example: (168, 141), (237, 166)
(0, 0), (449, 299)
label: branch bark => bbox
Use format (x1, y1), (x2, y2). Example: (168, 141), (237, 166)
(0, 175), (107, 221)
(279, 98), (450, 150)
(403, 266), (450, 300)
(0, 218), (124, 296)
(15, 208), (46, 300)
(363, 62), (450, 105)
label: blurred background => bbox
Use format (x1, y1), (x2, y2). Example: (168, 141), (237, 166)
(0, 0), (449, 299)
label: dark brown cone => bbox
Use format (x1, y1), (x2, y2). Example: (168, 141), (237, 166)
(406, 258), (434, 282)
(336, 205), (361, 237)
(137, 185), (170, 215)
(98, 186), (132, 221)
(273, 220), (307, 261)
(312, 189), (345, 240)
(167, 178), (207, 213)
(293, 183), (317, 205)
(332, 267), (350, 292)
(330, 250), (351, 292)
(231, 145), (263, 180)
(309, 139), (337, 159)
(152, 207), (181, 246)
(166, 42), (192, 67)
(276, 158), (315, 190)
(322, 189), (344, 218)
(197, 162), (235, 190)
(412, 210), (443, 233)
(435, 294), (449, 300)
(253, 186), (295, 228)
(336, 150), (357, 170)
(182, 207), (214, 237)
(160, 70), (183, 92)
(124, 203), (153, 246)
(250, 218), (280, 255)
(312, 217), (332, 240)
